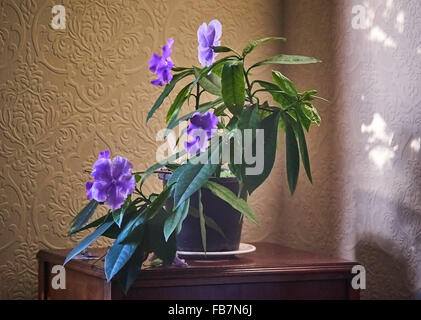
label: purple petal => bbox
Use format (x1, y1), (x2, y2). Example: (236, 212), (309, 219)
(91, 158), (112, 182)
(105, 184), (126, 210)
(149, 53), (163, 73)
(91, 181), (109, 202)
(161, 68), (173, 84)
(197, 23), (209, 47)
(98, 150), (111, 159)
(208, 20), (222, 42)
(117, 174), (136, 196)
(206, 27), (216, 47)
(111, 156), (133, 180)
(151, 78), (164, 86)
(162, 38), (174, 59)
(85, 181), (93, 200)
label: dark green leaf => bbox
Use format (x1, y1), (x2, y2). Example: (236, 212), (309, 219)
(212, 45), (236, 53)
(147, 69), (194, 121)
(68, 200), (99, 235)
(189, 206), (226, 239)
(242, 37), (286, 57)
(221, 61), (245, 115)
(64, 221), (114, 265)
(141, 149), (187, 182)
(198, 189), (206, 252)
(283, 114), (300, 194)
(117, 245), (146, 295)
(292, 114), (312, 183)
(166, 82), (192, 123)
(204, 181), (258, 224)
(164, 198), (190, 241)
(245, 110), (281, 194)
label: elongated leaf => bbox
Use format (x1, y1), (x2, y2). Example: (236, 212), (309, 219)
(204, 181), (258, 224)
(117, 245), (146, 295)
(284, 115), (300, 194)
(69, 200), (99, 235)
(221, 61), (245, 115)
(166, 82), (192, 123)
(104, 213), (146, 281)
(295, 103), (312, 131)
(302, 103), (322, 125)
(245, 110), (281, 194)
(196, 67), (221, 96)
(198, 189), (206, 252)
(64, 221), (114, 265)
(242, 37), (286, 57)
(250, 54), (321, 69)
(293, 115), (312, 183)
(272, 71), (297, 97)
(212, 45), (237, 53)
(164, 198), (190, 241)
(147, 70), (193, 121)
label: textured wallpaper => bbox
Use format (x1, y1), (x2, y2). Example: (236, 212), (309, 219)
(1, 0), (420, 300)
(0, 0), (284, 299)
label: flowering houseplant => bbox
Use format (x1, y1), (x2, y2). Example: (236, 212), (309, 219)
(65, 19), (323, 293)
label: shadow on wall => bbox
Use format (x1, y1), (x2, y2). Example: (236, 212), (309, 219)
(355, 236), (413, 299)
(354, 187), (421, 299)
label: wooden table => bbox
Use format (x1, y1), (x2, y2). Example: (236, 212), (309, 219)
(37, 242), (359, 300)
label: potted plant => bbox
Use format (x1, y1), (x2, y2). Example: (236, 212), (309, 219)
(65, 19), (323, 293)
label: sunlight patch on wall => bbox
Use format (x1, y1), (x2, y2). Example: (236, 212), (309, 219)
(361, 113), (398, 169)
(395, 11), (405, 33)
(368, 26), (397, 48)
(410, 138), (421, 153)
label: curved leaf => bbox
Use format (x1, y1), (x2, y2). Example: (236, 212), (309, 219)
(250, 54), (321, 69)
(242, 37), (286, 57)
(221, 61), (245, 115)
(68, 200), (99, 235)
(283, 114), (300, 194)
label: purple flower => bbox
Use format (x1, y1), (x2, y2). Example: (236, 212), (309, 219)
(85, 151), (135, 210)
(197, 20), (222, 67)
(149, 38), (175, 86)
(185, 111), (218, 154)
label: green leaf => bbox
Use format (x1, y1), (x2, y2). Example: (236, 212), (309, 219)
(204, 181), (258, 224)
(164, 198), (190, 241)
(272, 71), (297, 97)
(147, 69), (194, 121)
(104, 213), (146, 281)
(283, 114), (300, 194)
(166, 82), (192, 123)
(254, 80), (296, 109)
(295, 103), (312, 131)
(173, 142), (221, 208)
(221, 61), (245, 115)
(117, 245), (146, 295)
(292, 114), (312, 183)
(212, 45), (237, 53)
(245, 110), (281, 194)
(302, 103), (322, 126)
(250, 54), (321, 69)
(68, 200), (99, 235)
(198, 189), (206, 252)
(64, 221), (114, 265)
(196, 67), (221, 96)
(242, 36), (286, 57)
(112, 209), (124, 228)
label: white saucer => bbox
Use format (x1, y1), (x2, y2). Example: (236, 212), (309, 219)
(177, 243), (256, 257)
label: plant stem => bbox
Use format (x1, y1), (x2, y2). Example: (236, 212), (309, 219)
(195, 83), (200, 110)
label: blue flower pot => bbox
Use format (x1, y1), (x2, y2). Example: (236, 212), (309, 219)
(159, 173), (243, 252)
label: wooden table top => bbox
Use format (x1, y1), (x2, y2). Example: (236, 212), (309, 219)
(37, 242), (357, 281)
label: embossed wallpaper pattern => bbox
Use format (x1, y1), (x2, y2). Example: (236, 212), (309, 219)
(0, 0), (420, 300)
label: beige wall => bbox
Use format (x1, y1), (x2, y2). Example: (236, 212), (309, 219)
(1, 0), (420, 300)
(0, 0), (284, 299)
